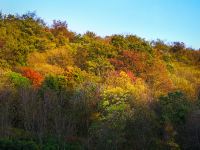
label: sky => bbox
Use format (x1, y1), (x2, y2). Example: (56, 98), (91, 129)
(1, 0), (200, 49)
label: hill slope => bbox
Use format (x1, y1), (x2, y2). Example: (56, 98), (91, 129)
(0, 12), (200, 149)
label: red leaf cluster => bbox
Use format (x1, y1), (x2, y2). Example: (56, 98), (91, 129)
(109, 58), (125, 70)
(122, 50), (147, 74)
(20, 67), (44, 87)
(126, 70), (137, 82)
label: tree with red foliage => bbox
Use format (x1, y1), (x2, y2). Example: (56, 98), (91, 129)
(126, 70), (137, 82)
(122, 50), (147, 74)
(109, 58), (125, 70)
(110, 50), (147, 76)
(20, 67), (43, 87)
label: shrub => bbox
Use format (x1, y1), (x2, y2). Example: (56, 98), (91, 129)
(159, 91), (191, 125)
(20, 67), (43, 87)
(8, 72), (30, 88)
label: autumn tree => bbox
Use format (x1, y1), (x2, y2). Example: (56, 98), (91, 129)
(170, 42), (185, 53)
(51, 20), (75, 44)
(20, 67), (43, 87)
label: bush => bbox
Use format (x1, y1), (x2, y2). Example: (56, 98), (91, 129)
(159, 91), (191, 125)
(41, 75), (68, 92)
(8, 72), (30, 88)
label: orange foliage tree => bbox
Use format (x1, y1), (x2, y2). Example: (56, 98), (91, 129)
(106, 70), (137, 83)
(109, 58), (125, 70)
(20, 67), (44, 87)
(146, 60), (174, 97)
(122, 50), (147, 74)
(110, 50), (147, 76)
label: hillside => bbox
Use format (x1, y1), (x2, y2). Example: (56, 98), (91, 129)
(0, 12), (200, 149)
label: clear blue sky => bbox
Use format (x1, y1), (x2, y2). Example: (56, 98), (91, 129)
(1, 0), (200, 49)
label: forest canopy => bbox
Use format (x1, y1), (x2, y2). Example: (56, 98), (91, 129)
(0, 12), (200, 150)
